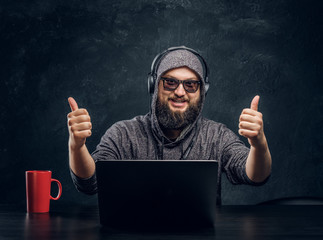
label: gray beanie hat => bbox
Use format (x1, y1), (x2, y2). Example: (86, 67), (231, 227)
(156, 49), (204, 82)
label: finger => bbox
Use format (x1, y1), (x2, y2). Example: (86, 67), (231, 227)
(240, 113), (261, 122)
(70, 122), (92, 132)
(241, 108), (263, 118)
(239, 129), (258, 138)
(68, 114), (91, 125)
(250, 95), (260, 111)
(67, 109), (89, 119)
(68, 97), (79, 112)
(73, 130), (92, 139)
(239, 114), (262, 125)
(239, 121), (260, 131)
(239, 114), (255, 123)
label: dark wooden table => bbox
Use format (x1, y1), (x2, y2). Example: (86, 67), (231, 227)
(1, 204), (323, 239)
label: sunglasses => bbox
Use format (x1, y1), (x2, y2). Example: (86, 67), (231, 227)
(160, 77), (201, 93)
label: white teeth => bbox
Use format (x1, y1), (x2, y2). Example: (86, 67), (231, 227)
(172, 99), (186, 103)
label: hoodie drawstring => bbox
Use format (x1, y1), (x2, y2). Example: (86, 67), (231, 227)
(156, 137), (164, 160)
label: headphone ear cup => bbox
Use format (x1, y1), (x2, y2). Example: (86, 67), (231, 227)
(148, 74), (155, 95)
(204, 83), (209, 95)
(204, 77), (209, 95)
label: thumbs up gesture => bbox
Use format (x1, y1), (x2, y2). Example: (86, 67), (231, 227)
(238, 96), (265, 148)
(67, 97), (92, 150)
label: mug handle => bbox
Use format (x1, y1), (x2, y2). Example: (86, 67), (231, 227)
(50, 178), (62, 200)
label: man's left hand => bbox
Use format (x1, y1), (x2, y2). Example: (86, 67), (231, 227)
(238, 95), (266, 148)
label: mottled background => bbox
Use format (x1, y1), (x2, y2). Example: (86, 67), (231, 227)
(1, 0), (322, 205)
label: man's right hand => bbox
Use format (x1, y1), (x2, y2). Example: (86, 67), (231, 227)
(67, 97), (92, 150)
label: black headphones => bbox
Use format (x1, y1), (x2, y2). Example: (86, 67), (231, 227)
(147, 46), (210, 96)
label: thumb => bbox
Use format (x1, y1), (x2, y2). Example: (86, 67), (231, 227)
(250, 95), (260, 111)
(68, 97), (79, 112)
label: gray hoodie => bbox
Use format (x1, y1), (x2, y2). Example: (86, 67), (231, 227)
(70, 48), (267, 204)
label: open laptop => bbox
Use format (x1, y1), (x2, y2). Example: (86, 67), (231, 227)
(96, 160), (218, 230)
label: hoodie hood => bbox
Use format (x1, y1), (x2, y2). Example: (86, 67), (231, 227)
(150, 48), (207, 150)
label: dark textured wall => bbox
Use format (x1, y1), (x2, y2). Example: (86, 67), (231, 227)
(1, 0), (322, 205)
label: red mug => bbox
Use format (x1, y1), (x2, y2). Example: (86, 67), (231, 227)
(25, 170), (62, 213)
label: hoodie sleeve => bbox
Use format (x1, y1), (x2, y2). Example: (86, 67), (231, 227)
(220, 125), (268, 186)
(70, 169), (98, 195)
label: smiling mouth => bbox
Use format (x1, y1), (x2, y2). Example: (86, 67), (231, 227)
(169, 98), (189, 108)
(169, 98), (188, 103)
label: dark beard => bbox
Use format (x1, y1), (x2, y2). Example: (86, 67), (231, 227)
(156, 97), (201, 130)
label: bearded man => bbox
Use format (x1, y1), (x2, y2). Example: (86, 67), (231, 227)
(67, 46), (271, 203)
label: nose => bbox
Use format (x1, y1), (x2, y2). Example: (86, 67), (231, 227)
(174, 82), (186, 97)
